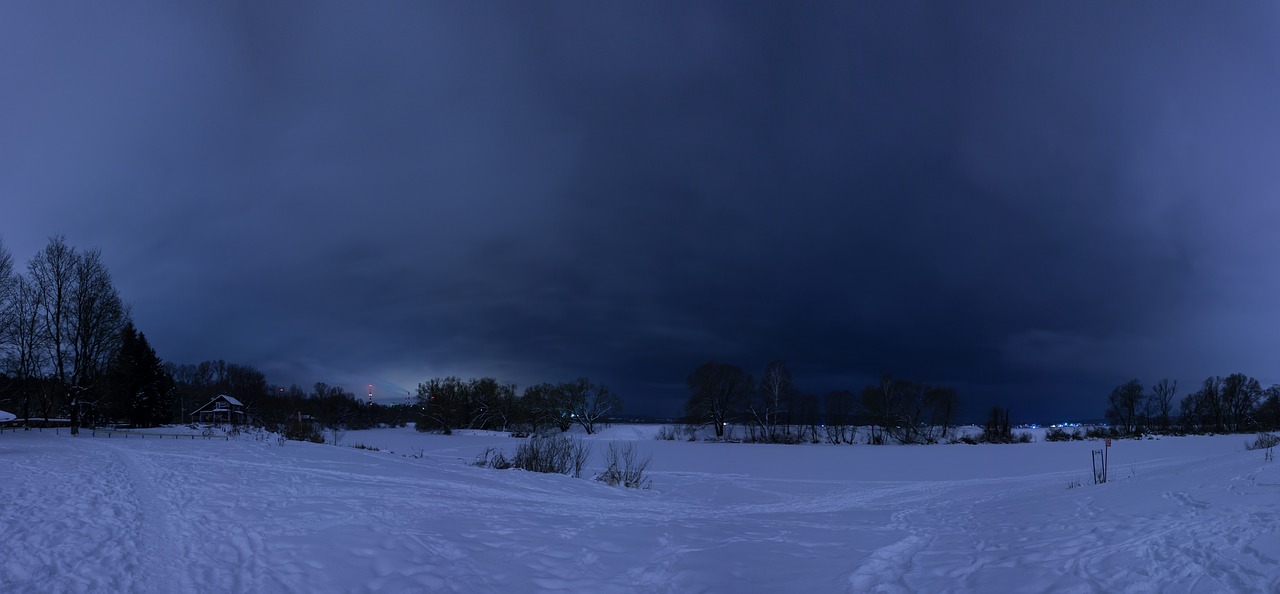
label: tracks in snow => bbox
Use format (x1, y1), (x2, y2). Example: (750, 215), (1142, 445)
(843, 451), (1280, 593)
(101, 441), (194, 594)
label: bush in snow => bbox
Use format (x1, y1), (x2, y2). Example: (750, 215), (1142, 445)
(1245, 433), (1280, 451)
(283, 420), (325, 443)
(1045, 427), (1084, 442)
(511, 435), (591, 478)
(596, 442), (652, 489)
(473, 447), (512, 470)
(1085, 426), (1116, 440)
(655, 425), (679, 441)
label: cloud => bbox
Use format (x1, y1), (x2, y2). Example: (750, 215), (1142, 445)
(4, 2), (1280, 420)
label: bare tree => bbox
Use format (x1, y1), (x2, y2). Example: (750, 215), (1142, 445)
(925, 385), (959, 443)
(888, 379), (931, 444)
(982, 406), (1012, 442)
(29, 236), (79, 431)
(0, 236), (12, 337)
(860, 381), (891, 444)
(749, 360), (793, 442)
(861, 375), (934, 444)
(562, 377), (622, 434)
(1149, 379), (1176, 432)
(1179, 384), (1206, 433)
(1220, 373), (1261, 432)
(4, 276), (47, 427)
(416, 376), (466, 434)
(1260, 385), (1280, 431)
(486, 382), (519, 432)
(795, 393), (821, 443)
(823, 389), (856, 444)
(24, 238), (131, 434)
(0, 237), (16, 415)
(69, 248), (128, 428)
(522, 382), (568, 434)
(466, 377), (507, 430)
(1185, 376), (1224, 432)
(1105, 379), (1144, 436)
(685, 362), (751, 439)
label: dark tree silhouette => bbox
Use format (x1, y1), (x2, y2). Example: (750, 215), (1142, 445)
(1105, 379), (1144, 436)
(685, 362), (751, 439)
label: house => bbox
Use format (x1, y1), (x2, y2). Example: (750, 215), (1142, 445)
(190, 395), (246, 425)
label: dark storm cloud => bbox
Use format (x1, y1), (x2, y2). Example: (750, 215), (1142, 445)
(4, 2), (1280, 419)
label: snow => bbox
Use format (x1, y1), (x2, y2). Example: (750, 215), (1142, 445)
(0, 409), (14, 422)
(1, 425), (1278, 592)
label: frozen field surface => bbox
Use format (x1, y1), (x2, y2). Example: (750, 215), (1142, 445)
(1, 426), (1278, 593)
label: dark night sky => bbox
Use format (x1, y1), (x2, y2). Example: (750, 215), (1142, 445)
(4, 2), (1280, 421)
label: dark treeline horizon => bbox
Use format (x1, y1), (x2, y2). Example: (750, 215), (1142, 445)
(5, 235), (1280, 435)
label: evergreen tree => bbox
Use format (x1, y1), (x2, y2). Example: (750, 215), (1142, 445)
(108, 323), (173, 427)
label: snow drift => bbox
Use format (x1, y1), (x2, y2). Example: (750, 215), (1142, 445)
(1, 426), (1277, 593)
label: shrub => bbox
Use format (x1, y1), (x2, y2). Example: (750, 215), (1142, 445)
(596, 442), (652, 489)
(1246, 433), (1280, 451)
(954, 426), (1032, 445)
(283, 420), (324, 443)
(1085, 426), (1115, 439)
(511, 435), (591, 477)
(1044, 427), (1071, 442)
(473, 447), (511, 469)
(655, 425), (679, 441)
(1054, 427), (1085, 440)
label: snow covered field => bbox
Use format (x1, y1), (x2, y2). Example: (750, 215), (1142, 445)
(1, 425), (1278, 593)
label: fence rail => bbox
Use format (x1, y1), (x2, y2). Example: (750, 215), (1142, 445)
(88, 429), (233, 440)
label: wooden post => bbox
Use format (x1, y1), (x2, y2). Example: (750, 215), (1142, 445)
(1104, 438), (1111, 483)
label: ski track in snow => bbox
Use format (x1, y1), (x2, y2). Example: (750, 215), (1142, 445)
(1, 428), (1278, 593)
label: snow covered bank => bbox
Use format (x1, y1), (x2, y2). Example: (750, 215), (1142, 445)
(1, 427), (1277, 592)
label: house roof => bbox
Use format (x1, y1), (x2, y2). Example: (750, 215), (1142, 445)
(190, 394), (245, 416)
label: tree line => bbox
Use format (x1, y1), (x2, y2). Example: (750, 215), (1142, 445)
(0, 235), (621, 439)
(414, 376), (623, 435)
(0, 235), (415, 434)
(1104, 375), (1280, 436)
(683, 360), (961, 445)
(0, 236), (130, 434)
